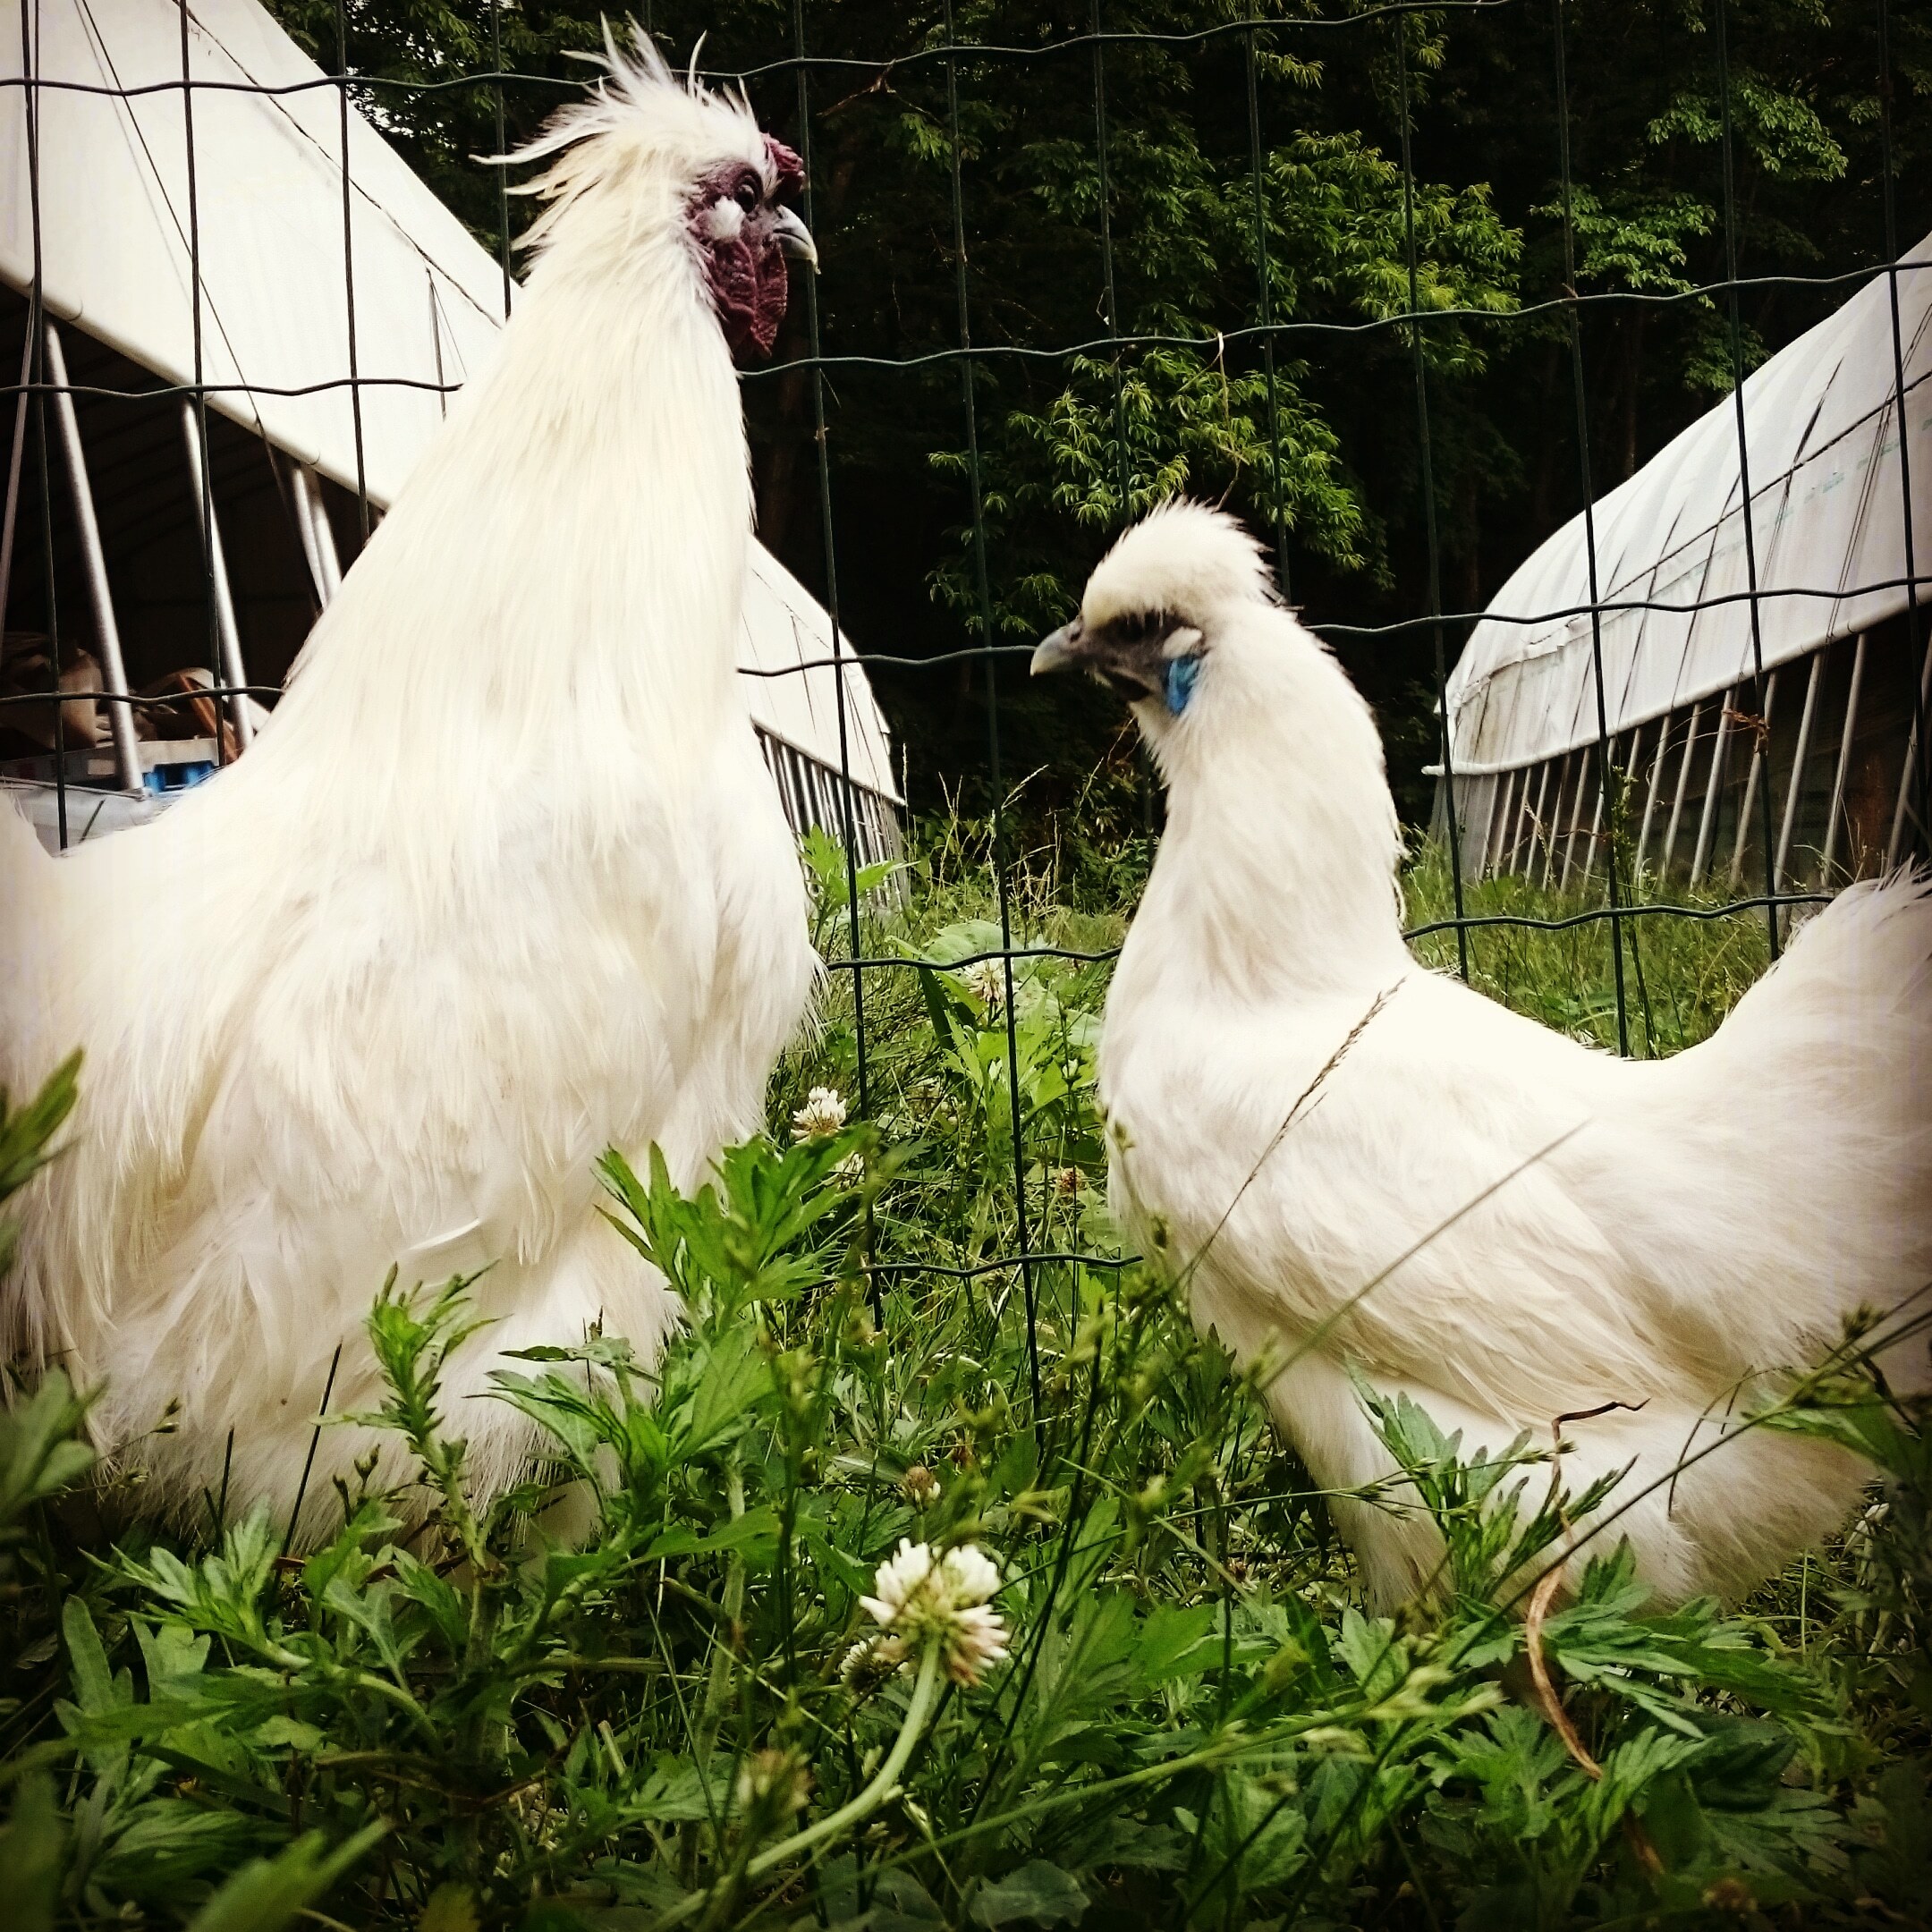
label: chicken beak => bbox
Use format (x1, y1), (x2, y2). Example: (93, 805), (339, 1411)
(1030, 623), (1082, 675)
(772, 206), (818, 270)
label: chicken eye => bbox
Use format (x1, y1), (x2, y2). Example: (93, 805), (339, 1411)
(1165, 654), (1202, 716)
(733, 177), (760, 213)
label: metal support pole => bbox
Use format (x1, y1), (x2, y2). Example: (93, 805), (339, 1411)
(1559, 745), (1593, 891)
(312, 470), (343, 595)
(1496, 772), (1521, 876)
(1482, 769), (1514, 876)
(1504, 764), (1532, 873)
(1661, 700), (1704, 877)
(1521, 757), (1554, 876)
(1505, 767), (1532, 872)
(1727, 667), (1776, 889)
(428, 270), (448, 419)
(1579, 733), (1615, 886)
(1540, 750), (1573, 889)
(1453, 774), (1477, 873)
(1690, 691), (1733, 886)
(1824, 631), (1868, 882)
(1549, 753), (1577, 888)
(1494, 768), (1519, 875)
(1464, 774), (1489, 876)
(301, 467), (342, 602)
(289, 460), (327, 608)
(1498, 767), (1522, 875)
(1634, 718), (1665, 872)
(0, 333), (30, 628)
(179, 402), (253, 749)
(1885, 630), (1932, 869)
(44, 323), (140, 793)
(1775, 647), (1825, 889)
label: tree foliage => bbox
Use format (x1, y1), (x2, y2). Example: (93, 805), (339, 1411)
(262, 0), (1928, 819)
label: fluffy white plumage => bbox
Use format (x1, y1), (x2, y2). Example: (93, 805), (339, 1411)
(1046, 501), (1932, 1607)
(0, 36), (816, 1536)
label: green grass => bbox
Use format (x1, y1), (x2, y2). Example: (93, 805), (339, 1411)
(1402, 846), (1776, 1058)
(1, 827), (1925, 1932)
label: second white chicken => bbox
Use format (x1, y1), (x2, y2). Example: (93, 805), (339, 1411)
(1033, 501), (1931, 1607)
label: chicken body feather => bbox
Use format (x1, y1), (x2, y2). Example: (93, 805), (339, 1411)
(0, 39), (817, 1534)
(1049, 502), (1931, 1606)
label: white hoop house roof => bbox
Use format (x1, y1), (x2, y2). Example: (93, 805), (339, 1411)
(0, 0), (900, 806)
(1445, 240), (1932, 778)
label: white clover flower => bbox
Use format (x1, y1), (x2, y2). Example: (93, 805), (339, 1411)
(834, 1148), (865, 1185)
(792, 1086), (848, 1140)
(838, 1633), (906, 1694)
(735, 1747), (810, 1819)
(959, 958), (1007, 1015)
(858, 1538), (1010, 1687)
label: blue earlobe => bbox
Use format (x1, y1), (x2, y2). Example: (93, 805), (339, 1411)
(1165, 654), (1202, 716)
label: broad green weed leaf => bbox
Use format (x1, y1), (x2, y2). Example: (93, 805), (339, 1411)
(182, 1823), (383, 1932)
(970, 1859), (1089, 1927)
(1138, 1602), (1220, 1680)
(0, 1770), (64, 1932)
(646, 1503), (781, 1564)
(629, 1755), (726, 1824)
(417, 1882), (482, 1932)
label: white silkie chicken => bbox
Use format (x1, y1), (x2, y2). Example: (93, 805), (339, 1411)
(1033, 502), (1932, 1607)
(1, 36), (818, 1536)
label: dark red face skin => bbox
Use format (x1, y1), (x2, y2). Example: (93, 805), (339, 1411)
(694, 137), (807, 360)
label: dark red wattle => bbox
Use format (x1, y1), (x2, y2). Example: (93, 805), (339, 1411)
(708, 229), (792, 358)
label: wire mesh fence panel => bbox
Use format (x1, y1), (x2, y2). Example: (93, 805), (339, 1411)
(2, 0), (1927, 1328)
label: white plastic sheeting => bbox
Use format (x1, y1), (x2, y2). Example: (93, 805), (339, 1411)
(1445, 241), (1931, 778)
(0, 0), (900, 809)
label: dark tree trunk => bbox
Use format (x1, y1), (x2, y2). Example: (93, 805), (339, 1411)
(1620, 308), (1646, 482)
(751, 354), (809, 565)
(1456, 465), (1482, 614)
(1531, 340), (1563, 534)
